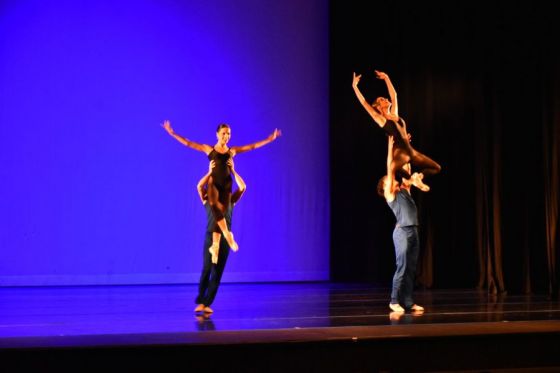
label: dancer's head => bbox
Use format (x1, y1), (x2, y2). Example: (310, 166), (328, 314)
(216, 123), (231, 145)
(372, 97), (391, 114)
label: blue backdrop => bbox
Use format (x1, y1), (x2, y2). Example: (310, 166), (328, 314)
(0, 0), (329, 285)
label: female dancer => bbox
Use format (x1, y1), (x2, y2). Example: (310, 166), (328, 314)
(162, 120), (281, 250)
(352, 70), (441, 191)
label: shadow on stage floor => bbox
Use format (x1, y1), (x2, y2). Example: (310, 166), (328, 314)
(1, 282), (560, 372)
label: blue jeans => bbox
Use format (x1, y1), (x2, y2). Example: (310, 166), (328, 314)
(390, 226), (420, 308)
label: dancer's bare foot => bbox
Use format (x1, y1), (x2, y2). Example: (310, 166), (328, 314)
(410, 304), (424, 312)
(194, 304), (205, 313)
(209, 242), (219, 264)
(224, 232), (238, 252)
(411, 172), (430, 192)
(389, 303), (405, 313)
(203, 306), (214, 313)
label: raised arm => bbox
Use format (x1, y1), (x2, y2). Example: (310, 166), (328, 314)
(196, 160), (215, 203)
(352, 72), (386, 127)
(162, 120), (213, 154)
(230, 129), (281, 155)
(384, 136), (397, 202)
(375, 70), (398, 117)
(228, 159), (246, 205)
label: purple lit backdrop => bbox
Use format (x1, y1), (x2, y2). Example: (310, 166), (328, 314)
(0, 0), (329, 285)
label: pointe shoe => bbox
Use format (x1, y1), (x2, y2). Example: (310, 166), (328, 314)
(194, 304), (205, 313)
(224, 232), (238, 252)
(411, 172), (430, 192)
(389, 303), (405, 313)
(203, 306), (214, 313)
(209, 242), (219, 264)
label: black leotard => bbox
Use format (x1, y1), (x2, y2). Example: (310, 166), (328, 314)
(208, 149), (233, 193)
(382, 117), (413, 153)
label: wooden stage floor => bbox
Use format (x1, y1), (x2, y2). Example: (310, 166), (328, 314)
(1, 282), (560, 372)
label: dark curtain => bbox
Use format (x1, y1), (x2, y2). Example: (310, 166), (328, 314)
(543, 68), (560, 296)
(330, 2), (560, 295)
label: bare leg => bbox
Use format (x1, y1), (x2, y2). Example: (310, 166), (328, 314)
(392, 148), (412, 179)
(209, 232), (221, 264)
(207, 178), (238, 252)
(216, 219), (238, 252)
(411, 150), (441, 177)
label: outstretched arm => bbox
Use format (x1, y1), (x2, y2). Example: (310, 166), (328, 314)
(384, 136), (397, 202)
(230, 129), (281, 155)
(352, 72), (386, 127)
(375, 70), (398, 117)
(228, 159), (246, 204)
(196, 160), (216, 203)
(162, 120), (213, 154)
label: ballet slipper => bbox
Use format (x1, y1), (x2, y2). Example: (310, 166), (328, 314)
(224, 232), (238, 252)
(410, 304), (424, 312)
(411, 172), (430, 192)
(194, 304), (205, 313)
(389, 303), (405, 313)
(203, 306), (214, 313)
(209, 242), (219, 264)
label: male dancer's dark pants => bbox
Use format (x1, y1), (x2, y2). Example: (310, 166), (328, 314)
(195, 203), (232, 306)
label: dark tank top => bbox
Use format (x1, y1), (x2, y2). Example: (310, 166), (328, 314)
(208, 148), (233, 191)
(387, 189), (418, 227)
(382, 117), (410, 150)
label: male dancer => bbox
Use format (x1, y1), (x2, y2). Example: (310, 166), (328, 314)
(195, 159), (246, 313)
(378, 136), (424, 313)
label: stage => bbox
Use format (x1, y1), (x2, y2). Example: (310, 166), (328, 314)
(1, 283), (560, 372)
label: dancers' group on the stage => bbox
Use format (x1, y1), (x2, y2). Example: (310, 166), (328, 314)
(162, 69), (440, 316)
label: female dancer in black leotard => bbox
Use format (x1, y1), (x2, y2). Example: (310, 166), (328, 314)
(352, 70), (441, 191)
(162, 120), (281, 250)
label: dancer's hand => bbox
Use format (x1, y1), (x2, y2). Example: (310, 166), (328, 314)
(162, 120), (174, 134)
(352, 72), (362, 87)
(208, 160), (216, 173)
(227, 158), (234, 171)
(268, 128), (282, 141)
(375, 70), (388, 80)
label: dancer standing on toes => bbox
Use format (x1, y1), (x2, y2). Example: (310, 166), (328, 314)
(194, 158), (246, 314)
(162, 120), (281, 251)
(352, 69), (441, 191)
(378, 136), (424, 314)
